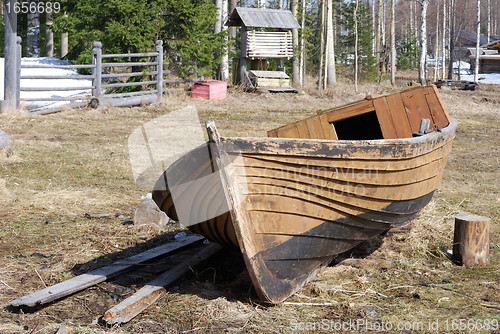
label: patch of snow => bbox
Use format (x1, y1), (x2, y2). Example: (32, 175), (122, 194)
(461, 73), (500, 84)
(0, 57), (93, 109)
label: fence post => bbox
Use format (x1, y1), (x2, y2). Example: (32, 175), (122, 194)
(16, 36), (21, 109)
(155, 40), (163, 101)
(92, 41), (102, 97)
(2, 0), (18, 112)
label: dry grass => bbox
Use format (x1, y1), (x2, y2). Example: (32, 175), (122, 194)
(0, 77), (498, 333)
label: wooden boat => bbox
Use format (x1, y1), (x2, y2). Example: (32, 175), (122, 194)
(152, 85), (456, 303)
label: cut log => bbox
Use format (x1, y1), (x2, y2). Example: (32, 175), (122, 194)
(452, 214), (490, 267)
(103, 242), (222, 324)
(10, 235), (204, 307)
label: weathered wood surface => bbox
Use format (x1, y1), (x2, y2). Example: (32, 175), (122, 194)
(10, 236), (204, 307)
(268, 85), (450, 141)
(103, 243), (222, 325)
(452, 215), (490, 267)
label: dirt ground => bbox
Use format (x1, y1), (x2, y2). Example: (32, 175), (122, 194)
(0, 77), (498, 333)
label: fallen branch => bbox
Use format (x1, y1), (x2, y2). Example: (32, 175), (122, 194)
(480, 303), (500, 310)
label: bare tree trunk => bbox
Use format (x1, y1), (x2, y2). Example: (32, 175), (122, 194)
(27, 0), (41, 57)
(376, 0), (382, 70)
(230, 0), (237, 83)
(299, 0), (306, 86)
(447, 0), (455, 80)
(46, 12), (54, 57)
(474, 0), (481, 83)
(61, 32), (68, 58)
(487, 0), (491, 43)
(318, 0), (325, 89)
(372, 0), (376, 56)
(292, 0), (300, 85)
(214, 0), (222, 34)
(418, 0), (429, 85)
(221, 0), (229, 81)
(326, 0), (336, 86)
(390, 0), (395, 85)
(442, 0), (447, 79)
(354, 0), (359, 92)
(434, 0), (439, 82)
(410, 0), (414, 34)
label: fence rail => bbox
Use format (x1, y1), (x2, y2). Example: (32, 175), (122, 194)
(19, 40), (164, 108)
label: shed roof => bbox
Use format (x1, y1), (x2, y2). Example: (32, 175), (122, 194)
(482, 39), (500, 50)
(226, 7), (300, 29)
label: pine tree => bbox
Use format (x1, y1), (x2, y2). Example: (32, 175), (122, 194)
(161, 0), (227, 77)
(53, 0), (165, 63)
(338, 0), (377, 81)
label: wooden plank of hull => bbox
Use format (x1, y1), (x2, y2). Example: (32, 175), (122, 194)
(242, 141), (452, 172)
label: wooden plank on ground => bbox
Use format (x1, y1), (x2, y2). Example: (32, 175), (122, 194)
(422, 86), (450, 128)
(373, 97), (398, 139)
(385, 93), (413, 138)
(103, 242), (222, 325)
(9, 235), (205, 307)
(318, 114), (338, 140)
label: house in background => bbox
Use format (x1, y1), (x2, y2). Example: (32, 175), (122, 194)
(469, 38), (500, 74)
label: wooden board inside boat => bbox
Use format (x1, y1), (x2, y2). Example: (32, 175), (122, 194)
(267, 85), (451, 140)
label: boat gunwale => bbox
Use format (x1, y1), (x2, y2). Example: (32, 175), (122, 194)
(220, 118), (457, 159)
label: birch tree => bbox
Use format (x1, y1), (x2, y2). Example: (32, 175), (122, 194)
(292, 0), (300, 84)
(354, 0), (359, 91)
(390, 0), (395, 85)
(376, 0), (382, 70)
(318, 0), (325, 89)
(27, 0), (41, 57)
(418, 0), (429, 85)
(447, 0), (456, 79)
(434, 0), (439, 82)
(441, 0), (447, 79)
(299, 0), (306, 86)
(326, 0), (336, 86)
(487, 0), (491, 43)
(221, 0), (229, 81)
(474, 0), (480, 83)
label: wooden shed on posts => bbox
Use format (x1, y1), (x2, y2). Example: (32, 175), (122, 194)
(226, 7), (300, 91)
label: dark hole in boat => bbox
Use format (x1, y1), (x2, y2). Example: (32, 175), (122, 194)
(333, 111), (383, 140)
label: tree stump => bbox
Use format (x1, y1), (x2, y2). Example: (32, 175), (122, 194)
(452, 214), (490, 267)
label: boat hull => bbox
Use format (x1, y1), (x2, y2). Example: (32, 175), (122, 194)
(153, 118), (456, 303)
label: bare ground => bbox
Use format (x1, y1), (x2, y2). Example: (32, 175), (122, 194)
(0, 78), (498, 333)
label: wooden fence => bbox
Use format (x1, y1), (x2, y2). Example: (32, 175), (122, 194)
(19, 41), (164, 110)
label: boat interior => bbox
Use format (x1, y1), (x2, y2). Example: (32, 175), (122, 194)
(267, 85), (451, 141)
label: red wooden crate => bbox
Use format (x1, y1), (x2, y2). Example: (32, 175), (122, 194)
(192, 80), (227, 100)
